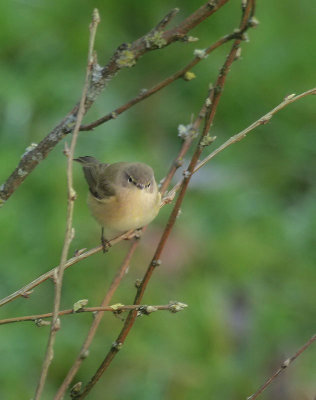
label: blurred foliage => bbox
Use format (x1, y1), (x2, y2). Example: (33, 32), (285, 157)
(0, 1), (315, 399)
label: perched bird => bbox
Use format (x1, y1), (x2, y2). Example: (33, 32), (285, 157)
(75, 156), (161, 251)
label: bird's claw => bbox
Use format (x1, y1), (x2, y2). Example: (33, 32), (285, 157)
(101, 228), (111, 253)
(101, 237), (111, 253)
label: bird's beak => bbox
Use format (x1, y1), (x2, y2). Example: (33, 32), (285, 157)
(137, 183), (145, 190)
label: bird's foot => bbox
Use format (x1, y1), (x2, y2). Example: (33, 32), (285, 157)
(101, 228), (111, 253)
(101, 237), (111, 253)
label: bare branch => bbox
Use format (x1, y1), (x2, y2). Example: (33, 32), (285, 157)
(0, 0), (230, 205)
(194, 88), (316, 174)
(80, 30), (238, 132)
(247, 334), (316, 400)
(0, 246), (100, 307)
(0, 231), (134, 308)
(33, 10), (100, 400)
(0, 301), (188, 326)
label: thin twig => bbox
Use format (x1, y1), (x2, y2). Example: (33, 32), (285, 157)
(0, 301), (188, 325)
(194, 88), (316, 174)
(80, 31), (238, 132)
(0, 0), (230, 205)
(0, 230), (135, 308)
(0, 246), (100, 307)
(247, 334), (316, 400)
(74, 2), (255, 398)
(33, 10), (100, 400)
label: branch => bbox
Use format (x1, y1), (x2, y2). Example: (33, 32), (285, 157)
(74, 1), (256, 398)
(194, 88), (316, 174)
(0, 0), (230, 205)
(33, 10), (100, 400)
(247, 334), (316, 400)
(0, 231), (135, 308)
(80, 30), (238, 132)
(0, 301), (188, 325)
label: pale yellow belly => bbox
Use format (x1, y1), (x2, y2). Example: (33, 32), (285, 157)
(87, 188), (160, 237)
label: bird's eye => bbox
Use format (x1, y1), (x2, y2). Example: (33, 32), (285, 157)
(146, 182), (151, 188)
(128, 176), (133, 183)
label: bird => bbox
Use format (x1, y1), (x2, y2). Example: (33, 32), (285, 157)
(75, 156), (161, 252)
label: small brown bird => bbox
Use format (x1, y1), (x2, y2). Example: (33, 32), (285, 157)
(75, 156), (161, 251)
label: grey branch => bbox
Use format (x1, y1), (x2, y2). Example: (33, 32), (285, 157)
(0, 301), (188, 325)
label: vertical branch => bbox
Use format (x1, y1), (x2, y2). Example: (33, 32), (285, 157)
(74, 1), (255, 398)
(33, 10), (101, 400)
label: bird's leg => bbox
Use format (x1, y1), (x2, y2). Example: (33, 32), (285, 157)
(101, 227), (111, 253)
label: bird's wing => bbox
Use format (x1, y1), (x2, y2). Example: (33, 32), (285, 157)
(74, 156), (116, 199)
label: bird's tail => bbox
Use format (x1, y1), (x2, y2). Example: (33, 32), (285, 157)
(73, 156), (100, 165)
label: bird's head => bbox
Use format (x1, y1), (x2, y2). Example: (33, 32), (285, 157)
(122, 163), (155, 192)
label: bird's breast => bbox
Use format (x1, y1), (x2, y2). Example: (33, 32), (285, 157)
(87, 187), (160, 237)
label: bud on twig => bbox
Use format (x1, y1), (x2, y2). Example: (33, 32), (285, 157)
(73, 299), (89, 312)
(168, 301), (188, 313)
(70, 382), (82, 398)
(35, 319), (51, 327)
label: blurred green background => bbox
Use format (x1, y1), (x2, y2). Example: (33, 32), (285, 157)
(0, 1), (315, 399)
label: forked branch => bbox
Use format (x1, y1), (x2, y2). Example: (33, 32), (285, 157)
(79, 29), (240, 132)
(0, 301), (188, 326)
